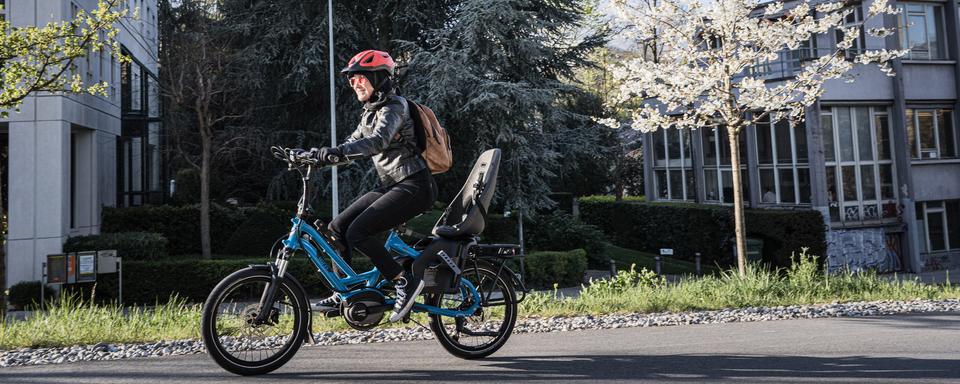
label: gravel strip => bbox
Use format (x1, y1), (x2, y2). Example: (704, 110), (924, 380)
(3, 298), (959, 367)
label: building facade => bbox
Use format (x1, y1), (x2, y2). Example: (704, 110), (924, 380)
(642, 0), (960, 273)
(1, 0), (163, 289)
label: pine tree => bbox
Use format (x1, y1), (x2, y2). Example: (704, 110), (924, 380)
(402, 0), (608, 212)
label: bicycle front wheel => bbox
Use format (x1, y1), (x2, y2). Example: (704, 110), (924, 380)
(201, 267), (309, 375)
(427, 263), (518, 359)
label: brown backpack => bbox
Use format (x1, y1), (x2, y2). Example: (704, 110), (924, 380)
(407, 100), (453, 174)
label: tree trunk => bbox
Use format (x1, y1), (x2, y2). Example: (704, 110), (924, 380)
(727, 128), (747, 277)
(200, 131), (212, 260)
(0, 165), (5, 318)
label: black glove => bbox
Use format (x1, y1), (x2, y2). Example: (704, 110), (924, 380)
(317, 146), (343, 164)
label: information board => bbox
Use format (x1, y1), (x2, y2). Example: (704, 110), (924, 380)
(47, 254), (67, 284)
(76, 251), (97, 283)
(98, 250), (118, 273)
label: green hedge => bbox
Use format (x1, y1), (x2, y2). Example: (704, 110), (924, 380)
(102, 204), (294, 256)
(521, 249), (588, 289)
(523, 212), (607, 268)
(70, 248), (587, 304)
(63, 232), (169, 260)
(79, 256), (375, 305)
(7, 281), (54, 310)
(578, 199), (826, 268)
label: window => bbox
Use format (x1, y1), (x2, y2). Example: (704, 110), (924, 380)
(906, 108), (956, 159)
(701, 126), (749, 204)
(653, 129), (695, 201)
(756, 116), (811, 204)
(916, 200), (960, 253)
(836, 6), (865, 57)
(147, 75), (160, 117)
(822, 106), (896, 224)
(1, 0), (7, 22)
(122, 57), (144, 112)
(131, 64), (142, 111)
(898, 3), (946, 60)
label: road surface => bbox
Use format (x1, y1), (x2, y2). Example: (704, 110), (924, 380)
(3, 312), (959, 383)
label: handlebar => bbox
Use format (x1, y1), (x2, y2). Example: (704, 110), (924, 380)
(270, 146), (357, 168)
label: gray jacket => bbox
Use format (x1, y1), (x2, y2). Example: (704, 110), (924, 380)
(338, 90), (427, 186)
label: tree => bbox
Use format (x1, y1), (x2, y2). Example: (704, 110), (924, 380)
(0, 0), (126, 117)
(610, 0), (905, 276)
(403, 0), (609, 213)
(0, 0), (125, 314)
(161, 0), (253, 259)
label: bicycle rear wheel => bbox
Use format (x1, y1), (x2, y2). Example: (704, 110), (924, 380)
(427, 263), (517, 359)
(201, 267), (309, 375)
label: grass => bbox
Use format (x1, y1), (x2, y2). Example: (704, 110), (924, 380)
(604, 244), (719, 275)
(2, 250), (958, 350)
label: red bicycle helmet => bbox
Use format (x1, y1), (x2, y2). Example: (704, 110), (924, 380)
(341, 50), (396, 75)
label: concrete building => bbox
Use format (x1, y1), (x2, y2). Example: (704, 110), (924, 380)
(642, 0), (960, 273)
(1, 0), (163, 289)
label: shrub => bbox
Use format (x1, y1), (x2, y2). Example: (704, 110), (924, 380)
(102, 204), (246, 255)
(524, 211), (608, 268)
(578, 198), (826, 269)
(63, 232), (168, 260)
(521, 249), (588, 289)
(222, 205), (292, 257)
(80, 253), (376, 305)
(7, 281), (54, 310)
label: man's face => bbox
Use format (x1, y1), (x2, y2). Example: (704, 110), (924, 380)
(349, 73), (374, 102)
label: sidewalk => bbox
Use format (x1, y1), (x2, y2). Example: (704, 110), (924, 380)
(886, 269), (960, 285)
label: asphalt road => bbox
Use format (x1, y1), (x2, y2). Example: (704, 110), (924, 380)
(3, 312), (960, 383)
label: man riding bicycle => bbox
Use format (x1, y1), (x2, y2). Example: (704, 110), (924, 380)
(312, 49), (437, 322)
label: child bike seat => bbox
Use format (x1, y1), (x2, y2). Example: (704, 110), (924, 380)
(432, 148), (501, 239)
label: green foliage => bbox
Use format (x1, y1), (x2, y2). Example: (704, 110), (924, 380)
(63, 232), (168, 260)
(0, 294), (201, 349)
(86, 257), (337, 305)
(586, 264), (665, 295)
(402, 0), (610, 213)
(578, 198), (826, 268)
(605, 244), (715, 275)
(524, 211), (608, 268)
(578, 195), (646, 203)
(221, 205), (291, 258)
(0, 0), (128, 117)
(100, 203), (303, 257)
(171, 168), (201, 205)
(7, 281), (54, 310)
(5, 250), (960, 350)
(522, 249), (588, 289)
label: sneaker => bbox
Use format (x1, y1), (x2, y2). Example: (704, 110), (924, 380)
(389, 275), (424, 322)
(314, 293), (341, 310)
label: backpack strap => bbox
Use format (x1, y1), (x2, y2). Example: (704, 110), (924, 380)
(405, 98), (428, 152)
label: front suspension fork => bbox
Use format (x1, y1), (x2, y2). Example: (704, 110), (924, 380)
(254, 251), (291, 325)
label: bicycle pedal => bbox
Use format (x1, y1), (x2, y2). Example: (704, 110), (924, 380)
(321, 307), (341, 318)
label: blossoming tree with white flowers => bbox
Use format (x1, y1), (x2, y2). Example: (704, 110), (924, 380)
(609, 0), (906, 276)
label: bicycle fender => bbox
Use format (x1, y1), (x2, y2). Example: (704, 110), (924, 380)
(247, 264), (317, 345)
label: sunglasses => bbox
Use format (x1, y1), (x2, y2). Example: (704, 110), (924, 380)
(348, 74), (368, 87)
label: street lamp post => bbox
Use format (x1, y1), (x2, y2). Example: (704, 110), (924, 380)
(328, 0), (339, 217)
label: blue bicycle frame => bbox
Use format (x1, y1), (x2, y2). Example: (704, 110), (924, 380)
(279, 217), (481, 318)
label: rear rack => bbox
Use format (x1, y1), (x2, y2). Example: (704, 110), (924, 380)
(467, 243), (528, 304)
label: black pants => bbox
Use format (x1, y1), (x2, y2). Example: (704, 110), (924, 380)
(329, 169), (437, 279)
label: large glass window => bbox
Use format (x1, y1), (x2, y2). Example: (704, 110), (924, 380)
(822, 106), (896, 223)
(756, 116), (811, 205)
(653, 129), (695, 201)
(916, 200), (960, 253)
(906, 108), (956, 159)
(836, 5), (865, 58)
(701, 126), (749, 204)
(898, 3), (946, 60)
